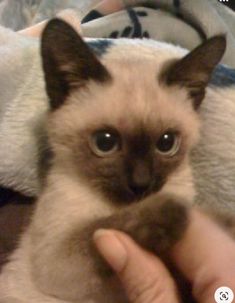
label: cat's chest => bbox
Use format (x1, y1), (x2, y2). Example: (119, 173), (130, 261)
(35, 174), (119, 224)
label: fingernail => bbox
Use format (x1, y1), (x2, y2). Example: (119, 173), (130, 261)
(93, 229), (127, 272)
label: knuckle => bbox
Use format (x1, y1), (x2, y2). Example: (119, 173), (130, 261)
(127, 275), (167, 303)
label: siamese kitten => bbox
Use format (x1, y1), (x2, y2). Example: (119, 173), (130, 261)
(0, 19), (233, 303)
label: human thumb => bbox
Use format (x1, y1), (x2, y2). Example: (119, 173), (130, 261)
(93, 229), (180, 303)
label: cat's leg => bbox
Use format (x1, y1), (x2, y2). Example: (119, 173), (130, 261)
(85, 194), (190, 257)
(62, 193), (190, 287)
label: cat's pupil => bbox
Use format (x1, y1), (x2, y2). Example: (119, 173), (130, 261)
(156, 132), (176, 153)
(95, 131), (118, 152)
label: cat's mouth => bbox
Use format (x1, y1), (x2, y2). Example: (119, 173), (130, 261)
(108, 181), (165, 205)
(128, 185), (150, 202)
(128, 177), (166, 203)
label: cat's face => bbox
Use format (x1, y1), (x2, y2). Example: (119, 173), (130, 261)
(41, 19), (226, 204)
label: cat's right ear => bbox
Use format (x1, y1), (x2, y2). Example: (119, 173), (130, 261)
(161, 35), (226, 109)
(41, 18), (111, 110)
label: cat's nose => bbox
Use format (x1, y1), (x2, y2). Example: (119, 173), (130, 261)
(129, 162), (152, 198)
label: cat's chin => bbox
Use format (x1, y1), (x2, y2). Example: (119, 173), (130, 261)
(105, 191), (139, 205)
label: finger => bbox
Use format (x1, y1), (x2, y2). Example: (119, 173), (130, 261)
(93, 0), (125, 16)
(57, 9), (82, 34)
(94, 229), (180, 303)
(18, 9), (81, 37)
(171, 210), (235, 303)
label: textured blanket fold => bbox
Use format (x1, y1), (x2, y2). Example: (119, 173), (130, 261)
(0, 0), (235, 212)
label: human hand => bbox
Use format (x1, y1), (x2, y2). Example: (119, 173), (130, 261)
(18, 9), (81, 37)
(93, 210), (235, 303)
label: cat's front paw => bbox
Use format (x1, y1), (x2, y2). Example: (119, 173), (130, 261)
(133, 195), (190, 254)
(90, 195), (190, 256)
(82, 194), (190, 272)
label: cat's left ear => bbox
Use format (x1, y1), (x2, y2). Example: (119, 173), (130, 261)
(162, 35), (226, 109)
(41, 18), (111, 110)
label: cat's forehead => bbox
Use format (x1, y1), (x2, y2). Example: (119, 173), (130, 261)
(62, 74), (198, 139)
(71, 41), (194, 129)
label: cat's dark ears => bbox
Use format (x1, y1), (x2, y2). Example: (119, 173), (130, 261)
(42, 20), (226, 111)
(162, 35), (226, 109)
(41, 18), (111, 110)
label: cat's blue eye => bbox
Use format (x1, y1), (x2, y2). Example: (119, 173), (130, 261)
(156, 131), (180, 156)
(90, 130), (120, 157)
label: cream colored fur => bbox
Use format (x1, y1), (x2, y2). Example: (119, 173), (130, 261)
(0, 39), (220, 302)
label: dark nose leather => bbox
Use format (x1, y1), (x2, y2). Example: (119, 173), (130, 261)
(129, 161), (152, 198)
